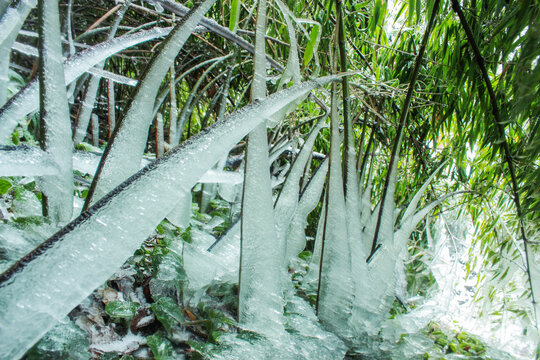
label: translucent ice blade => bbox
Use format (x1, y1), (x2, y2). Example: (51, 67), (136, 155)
(0, 76), (336, 359)
(285, 157), (328, 263)
(275, 118), (326, 262)
(165, 190), (191, 229)
(37, 0), (73, 224)
(303, 190), (326, 288)
(274, 0), (301, 88)
(238, 0), (283, 333)
(73, 74), (101, 145)
(0, 27), (172, 143)
(317, 85), (354, 336)
(86, 0), (218, 206)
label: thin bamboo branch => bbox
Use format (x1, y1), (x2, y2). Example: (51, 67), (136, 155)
(451, 0), (536, 327)
(368, 0), (441, 260)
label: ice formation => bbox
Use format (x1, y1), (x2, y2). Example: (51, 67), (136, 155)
(37, 0), (73, 224)
(238, 0), (283, 333)
(0, 76), (336, 358)
(0, 27), (173, 143)
(86, 0), (218, 206)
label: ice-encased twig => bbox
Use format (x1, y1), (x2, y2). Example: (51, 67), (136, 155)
(84, 0), (218, 208)
(285, 157), (328, 263)
(238, 0), (283, 333)
(0, 76), (338, 360)
(37, 0), (73, 224)
(317, 84), (354, 338)
(275, 118), (326, 265)
(0, 26), (172, 143)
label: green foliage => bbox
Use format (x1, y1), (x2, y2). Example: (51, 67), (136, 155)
(424, 322), (487, 357)
(151, 296), (186, 332)
(147, 333), (176, 360)
(105, 300), (140, 319)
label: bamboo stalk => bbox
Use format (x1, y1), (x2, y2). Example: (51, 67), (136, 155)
(368, 0), (441, 260)
(108, 79), (115, 138)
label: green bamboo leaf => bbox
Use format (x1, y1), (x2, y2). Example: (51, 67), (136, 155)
(303, 24), (320, 67)
(408, 0), (414, 25)
(228, 0), (241, 32)
(369, 0), (382, 34)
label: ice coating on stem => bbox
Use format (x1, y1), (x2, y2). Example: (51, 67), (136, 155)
(238, 0), (284, 333)
(285, 157), (328, 263)
(38, 0), (73, 224)
(317, 86), (353, 337)
(274, 119), (325, 263)
(0, 76), (336, 359)
(85, 0), (217, 206)
(0, 27), (172, 143)
(303, 190), (326, 289)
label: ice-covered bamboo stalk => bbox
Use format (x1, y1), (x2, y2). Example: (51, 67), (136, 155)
(238, 0), (283, 332)
(37, 0), (73, 224)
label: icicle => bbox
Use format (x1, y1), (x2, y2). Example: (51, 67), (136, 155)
(317, 84), (354, 337)
(85, 0), (218, 207)
(274, 118), (326, 265)
(303, 187), (326, 290)
(0, 76), (338, 359)
(37, 0), (73, 224)
(238, 0), (283, 333)
(285, 157), (328, 263)
(0, 26), (172, 143)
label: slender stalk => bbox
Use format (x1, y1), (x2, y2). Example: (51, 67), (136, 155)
(451, 0), (536, 326)
(368, 0), (441, 259)
(155, 113), (164, 158)
(335, 0), (353, 195)
(91, 113), (99, 147)
(107, 79), (115, 138)
(169, 13), (178, 145)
